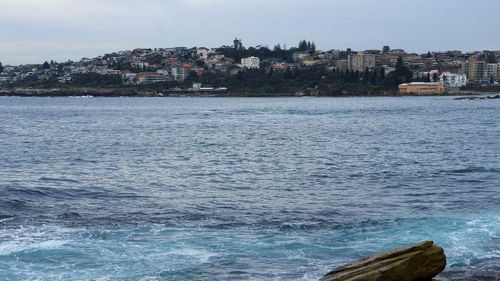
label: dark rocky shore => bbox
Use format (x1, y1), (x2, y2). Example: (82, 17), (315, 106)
(1, 87), (495, 98)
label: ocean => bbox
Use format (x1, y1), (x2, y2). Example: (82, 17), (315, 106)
(0, 96), (498, 280)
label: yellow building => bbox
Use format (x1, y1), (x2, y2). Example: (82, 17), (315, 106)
(399, 82), (444, 95)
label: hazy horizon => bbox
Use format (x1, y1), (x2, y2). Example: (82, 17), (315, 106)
(1, 0), (500, 65)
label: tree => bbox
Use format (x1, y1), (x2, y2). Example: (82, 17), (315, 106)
(70, 73), (122, 86)
(490, 76), (495, 84)
(0, 62), (3, 73)
(362, 67), (370, 84)
(298, 40), (316, 52)
(268, 67), (274, 77)
(486, 53), (497, 63)
(386, 57), (413, 87)
(432, 73), (439, 82)
(42, 61), (50, 69)
(425, 73), (431, 82)
(195, 60), (205, 67)
(298, 40), (308, 51)
(426, 51), (432, 58)
(380, 68), (386, 80)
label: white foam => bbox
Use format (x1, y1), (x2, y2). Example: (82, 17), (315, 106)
(0, 239), (70, 256)
(167, 247), (218, 263)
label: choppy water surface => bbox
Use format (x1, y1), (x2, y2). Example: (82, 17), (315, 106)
(0, 96), (499, 280)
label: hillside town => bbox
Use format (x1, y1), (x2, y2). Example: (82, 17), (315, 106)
(1, 39), (499, 95)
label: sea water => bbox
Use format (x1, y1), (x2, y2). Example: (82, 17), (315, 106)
(0, 96), (498, 280)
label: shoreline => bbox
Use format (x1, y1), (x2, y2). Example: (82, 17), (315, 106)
(1, 87), (498, 98)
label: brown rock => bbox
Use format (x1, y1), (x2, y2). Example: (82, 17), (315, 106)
(321, 241), (446, 281)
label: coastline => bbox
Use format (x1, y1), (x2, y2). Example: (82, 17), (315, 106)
(1, 87), (498, 98)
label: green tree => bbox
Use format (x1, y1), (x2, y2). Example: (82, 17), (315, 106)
(362, 67), (370, 84)
(369, 70), (377, 84)
(425, 73), (431, 82)
(42, 61), (50, 69)
(386, 57), (413, 87)
(298, 40), (308, 51)
(71, 73), (122, 86)
(195, 60), (205, 67)
(380, 68), (385, 80)
(432, 73), (439, 82)
(486, 53), (497, 63)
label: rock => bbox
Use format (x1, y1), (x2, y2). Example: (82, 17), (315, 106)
(321, 241), (446, 281)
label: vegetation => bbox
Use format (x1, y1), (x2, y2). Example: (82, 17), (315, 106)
(217, 39), (318, 63)
(385, 57), (413, 86)
(0, 62), (3, 73)
(185, 63), (398, 95)
(70, 73), (123, 86)
(486, 53), (497, 63)
(41, 61), (50, 69)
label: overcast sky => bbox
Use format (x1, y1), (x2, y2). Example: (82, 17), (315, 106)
(1, 0), (499, 65)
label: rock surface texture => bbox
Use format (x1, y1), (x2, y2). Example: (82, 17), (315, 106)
(321, 241), (446, 281)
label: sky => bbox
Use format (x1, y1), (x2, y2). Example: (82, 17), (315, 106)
(1, 0), (500, 65)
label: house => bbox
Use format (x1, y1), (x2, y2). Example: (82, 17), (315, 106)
(292, 52), (309, 62)
(241, 56), (260, 69)
(440, 72), (467, 87)
(196, 47), (210, 59)
(271, 63), (287, 73)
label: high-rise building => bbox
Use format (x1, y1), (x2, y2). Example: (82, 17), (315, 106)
(465, 57), (486, 83)
(485, 63), (500, 81)
(352, 52), (377, 72)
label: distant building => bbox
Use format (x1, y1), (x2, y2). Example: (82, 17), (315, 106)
(196, 47), (210, 59)
(440, 72), (467, 87)
(353, 52), (377, 72)
(137, 72), (165, 84)
(389, 49), (406, 54)
(0, 74), (9, 84)
(271, 63), (288, 73)
(171, 64), (191, 81)
(241, 56), (260, 69)
(383, 46), (390, 54)
(485, 63), (500, 81)
(399, 82), (444, 95)
(292, 52), (309, 62)
(336, 59), (348, 72)
(465, 57), (486, 83)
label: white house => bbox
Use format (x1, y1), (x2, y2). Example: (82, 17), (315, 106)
(241, 56), (260, 69)
(440, 72), (467, 87)
(196, 47), (210, 59)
